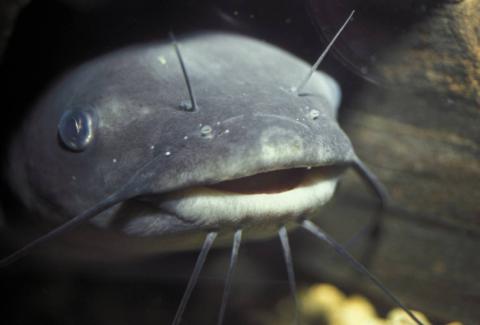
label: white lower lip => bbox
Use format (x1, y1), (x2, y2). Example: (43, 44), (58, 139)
(158, 170), (339, 227)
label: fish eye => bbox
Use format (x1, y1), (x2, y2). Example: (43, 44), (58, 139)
(58, 110), (95, 152)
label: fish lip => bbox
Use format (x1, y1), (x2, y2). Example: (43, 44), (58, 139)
(134, 164), (347, 228)
(137, 163), (347, 200)
(201, 163), (347, 192)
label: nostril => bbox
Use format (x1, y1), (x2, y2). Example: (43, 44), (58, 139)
(178, 100), (196, 112)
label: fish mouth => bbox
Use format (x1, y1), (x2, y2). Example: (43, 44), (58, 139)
(138, 165), (346, 229)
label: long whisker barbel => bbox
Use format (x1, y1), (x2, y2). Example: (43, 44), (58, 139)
(169, 31), (198, 111)
(353, 157), (390, 208)
(0, 192), (124, 267)
(172, 231), (217, 325)
(279, 226), (300, 325)
(293, 10), (355, 95)
(301, 219), (424, 325)
(217, 229), (242, 325)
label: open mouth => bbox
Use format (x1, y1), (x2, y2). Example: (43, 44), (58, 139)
(142, 165), (345, 228)
(208, 168), (310, 194)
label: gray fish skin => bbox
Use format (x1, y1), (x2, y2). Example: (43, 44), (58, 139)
(7, 32), (354, 262)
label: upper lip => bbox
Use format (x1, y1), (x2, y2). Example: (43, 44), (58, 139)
(138, 164), (346, 200)
(204, 165), (345, 195)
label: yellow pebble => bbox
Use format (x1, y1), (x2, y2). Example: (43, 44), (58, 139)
(330, 295), (382, 325)
(301, 283), (346, 317)
(386, 308), (431, 325)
